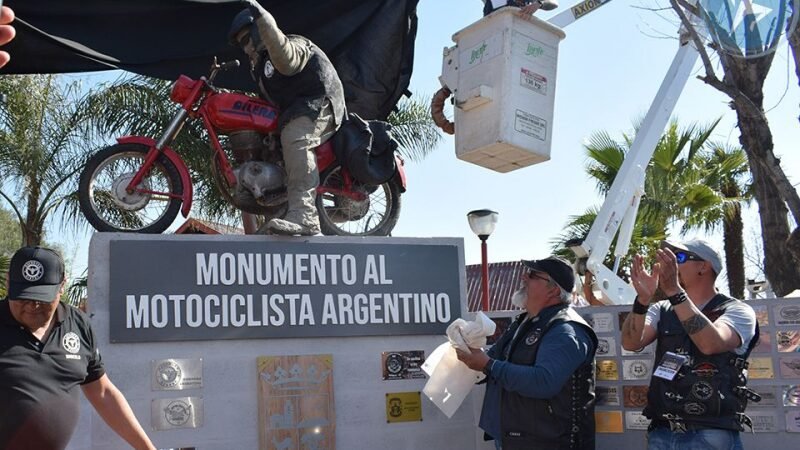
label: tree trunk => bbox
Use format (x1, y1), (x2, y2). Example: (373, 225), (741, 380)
(721, 184), (745, 299)
(744, 149), (800, 296)
(724, 52), (800, 296)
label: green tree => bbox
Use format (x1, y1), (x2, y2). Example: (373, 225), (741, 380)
(82, 75), (441, 226)
(688, 145), (752, 298)
(670, 1), (800, 295)
(0, 75), (91, 246)
(0, 207), (22, 255)
(552, 119), (750, 296)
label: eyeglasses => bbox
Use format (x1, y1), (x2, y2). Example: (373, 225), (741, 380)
(675, 251), (704, 264)
(527, 271), (550, 282)
(12, 299), (50, 308)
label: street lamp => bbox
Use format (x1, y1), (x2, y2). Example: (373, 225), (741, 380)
(467, 209), (499, 311)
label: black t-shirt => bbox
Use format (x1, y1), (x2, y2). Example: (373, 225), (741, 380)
(0, 300), (105, 450)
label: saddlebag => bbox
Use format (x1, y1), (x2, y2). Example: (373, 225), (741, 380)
(331, 112), (398, 185)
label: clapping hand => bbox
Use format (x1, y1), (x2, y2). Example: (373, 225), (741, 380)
(631, 254), (658, 304)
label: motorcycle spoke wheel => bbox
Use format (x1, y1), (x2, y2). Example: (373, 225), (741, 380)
(316, 165), (401, 236)
(79, 143), (183, 233)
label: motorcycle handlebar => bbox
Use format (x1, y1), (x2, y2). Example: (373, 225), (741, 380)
(207, 58), (241, 84)
(219, 60), (240, 71)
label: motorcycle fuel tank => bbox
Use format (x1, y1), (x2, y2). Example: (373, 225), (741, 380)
(205, 93), (280, 134)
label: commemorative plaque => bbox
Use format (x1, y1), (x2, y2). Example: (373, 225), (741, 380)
(625, 411), (650, 430)
(748, 357), (775, 379)
(784, 385), (800, 407)
(786, 410), (800, 432)
(748, 412), (779, 433)
(257, 354), (335, 450)
(151, 358), (203, 391)
(751, 386), (777, 406)
(774, 304), (800, 326)
(385, 392), (422, 423)
(623, 385), (649, 408)
(151, 396), (203, 431)
(586, 313), (614, 333)
(596, 360), (619, 381)
(594, 411), (623, 433)
(595, 386), (620, 406)
(777, 330), (800, 353)
(596, 336), (617, 357)
(780, 357), (800, 379)
(623, 359), (653, 381)
(381, 351), (426, 380)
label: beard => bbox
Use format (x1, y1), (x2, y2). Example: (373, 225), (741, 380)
(510, 287), (527, 309)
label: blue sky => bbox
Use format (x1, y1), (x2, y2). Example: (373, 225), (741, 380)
(58, 0), (800, 285)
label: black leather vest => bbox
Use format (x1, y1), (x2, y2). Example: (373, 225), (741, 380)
(493, 305), (598, 450)
(255, 35), (345, 129)
(643, 294), (760, 431)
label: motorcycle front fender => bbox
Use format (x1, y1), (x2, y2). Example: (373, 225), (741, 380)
(394, 155), (407, 193)
(116, 136), (194, 217)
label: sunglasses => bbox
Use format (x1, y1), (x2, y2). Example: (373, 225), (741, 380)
(527, 271), (550, 282)
(675, 251), (704, 264)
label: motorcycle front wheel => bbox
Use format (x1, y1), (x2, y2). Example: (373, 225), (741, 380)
(78, 143), (184, 233)
(316, 165), (401, 236)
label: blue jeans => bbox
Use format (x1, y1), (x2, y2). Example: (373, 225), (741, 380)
(494, 440), (502, 450)
(647, 427), (743, 450)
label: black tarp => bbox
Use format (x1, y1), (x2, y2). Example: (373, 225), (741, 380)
(2, 0), (420, 120)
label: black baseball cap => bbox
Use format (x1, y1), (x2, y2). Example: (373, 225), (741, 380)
(7, 247), (65, 303)
(522, 256), (575, 292)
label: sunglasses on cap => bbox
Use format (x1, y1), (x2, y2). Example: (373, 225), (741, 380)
(675, 251), (704, 264)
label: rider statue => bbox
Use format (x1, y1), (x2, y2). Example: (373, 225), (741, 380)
(228, 1), (346, 236)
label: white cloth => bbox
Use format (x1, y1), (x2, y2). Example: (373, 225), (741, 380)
(422, 312), (497, 418)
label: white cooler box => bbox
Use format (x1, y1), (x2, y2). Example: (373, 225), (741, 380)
(441, 8), (566, 173)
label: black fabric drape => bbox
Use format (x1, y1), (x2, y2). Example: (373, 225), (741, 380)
(2, 0), (419, 120)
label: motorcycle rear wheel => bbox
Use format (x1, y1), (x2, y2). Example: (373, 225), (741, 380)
(78, 143), (183, 233)
(316, 165), (401, 236)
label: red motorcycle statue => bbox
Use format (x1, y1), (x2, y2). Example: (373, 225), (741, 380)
(78, 59), (406, 236)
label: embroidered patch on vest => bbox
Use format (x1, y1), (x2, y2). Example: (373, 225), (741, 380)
(264, 61), (275, 78)
(691, 381), (714, 400)
(691, 362), (719, 378)
(525, 329), (542, 346)
(684, 402), (707, 415)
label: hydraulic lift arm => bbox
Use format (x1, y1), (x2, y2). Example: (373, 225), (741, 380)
(552, 3), (704, 304)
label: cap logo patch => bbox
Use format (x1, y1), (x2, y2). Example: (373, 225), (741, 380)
(21, 260), (45, 282)
(62, 332), (81, 354)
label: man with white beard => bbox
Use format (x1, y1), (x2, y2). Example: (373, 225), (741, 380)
(456, 256), (597, 449)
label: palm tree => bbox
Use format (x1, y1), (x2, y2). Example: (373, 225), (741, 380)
(689, 145), (751, 298)
(83, 75), (442, 226)
(552, 119), (750, 293)
(0, 75), (93, 246)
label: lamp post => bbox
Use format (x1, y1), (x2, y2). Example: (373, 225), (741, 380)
(467, 209), (499, 311)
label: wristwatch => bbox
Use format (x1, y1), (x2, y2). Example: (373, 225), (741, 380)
(482, 358), (495, 377)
